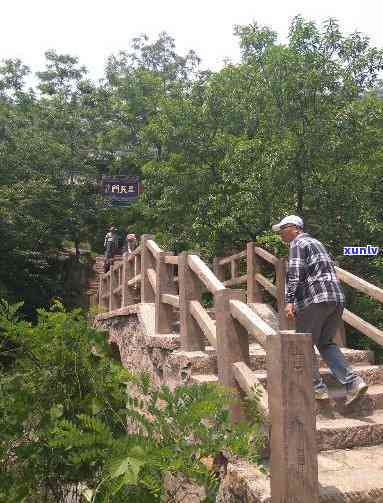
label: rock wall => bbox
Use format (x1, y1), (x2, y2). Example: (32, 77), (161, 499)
(94, 304), (188, 389)
(93, 304), (269, 503)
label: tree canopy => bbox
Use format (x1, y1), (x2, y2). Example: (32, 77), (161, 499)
(0, 16), (382, 314)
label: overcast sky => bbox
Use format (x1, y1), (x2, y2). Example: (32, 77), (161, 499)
(2, 0), (382, 82)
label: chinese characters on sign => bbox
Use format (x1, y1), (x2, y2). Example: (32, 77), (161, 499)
(102, 176), (141, 207)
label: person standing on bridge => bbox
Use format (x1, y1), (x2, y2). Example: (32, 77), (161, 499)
(272, 215), (368, 405)
(123, 228), (138, 254)
(103, 226), (118, 273)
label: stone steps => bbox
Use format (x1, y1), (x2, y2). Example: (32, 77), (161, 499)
(318, 445), (383, 501)
(223, 446), (383, 502)
(190, 375), (383, 416)
(252, 364), (383, 388)
(171, 346), (375, 377)
(100, 297), (383, 501)
(317, 409), (383, 451)
(317, 383), (383, 418)
(89, 256), (104, 299)
(190, 374), (219, 385)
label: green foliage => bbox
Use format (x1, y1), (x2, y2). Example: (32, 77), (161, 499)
(0, 301), (264, 502)
(50, 372), (264, 502)
(136, 18), (383, 263)
(0, 18), (382, 346)
(0, 300), (130, 501)
(2, 19), (383, 314)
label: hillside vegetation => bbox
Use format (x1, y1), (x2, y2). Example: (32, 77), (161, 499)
(0, 16), (382, 328)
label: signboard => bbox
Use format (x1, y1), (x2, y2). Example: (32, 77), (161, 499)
(102, 176), (141, 208)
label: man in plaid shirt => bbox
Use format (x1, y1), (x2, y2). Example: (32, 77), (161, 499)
(272, 215), (368, 405)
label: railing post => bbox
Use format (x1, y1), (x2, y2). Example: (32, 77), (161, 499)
(247, 242), (263, 303)
(98, 276), (104, 309)
(109, 267), (115, 312)
(134, 251), (141, 292)
(122, 252), (134, 306)
(213, 257), (225, 282)
(230, 259), (238, 281)
(155, 251), (177, 334)
(141, 234), (155, 303)
(335, 320), (347, 347)
(116, 267), (121, 309)
(267, 330), (319, 503)
(104, 273), (110, 310)
(215, 289), (249, 422)
(276, 258), (294, 330)
(178, 251), (205, 351)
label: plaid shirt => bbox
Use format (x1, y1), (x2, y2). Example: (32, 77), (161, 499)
(285, 233), (345, 312)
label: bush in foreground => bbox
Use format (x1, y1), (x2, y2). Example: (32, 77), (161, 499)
(0, 300), (264, 502)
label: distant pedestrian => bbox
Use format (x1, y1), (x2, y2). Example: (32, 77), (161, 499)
(124, 231), (137, 254)
(103, 226), (118, 272)
(272, 215), (368, 405)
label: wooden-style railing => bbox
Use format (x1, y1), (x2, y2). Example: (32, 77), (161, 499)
(214, 243), (383, 347)
(214, 243), (290, 329)
(96, 235), (383, 503)
(99, 244), (142, 311)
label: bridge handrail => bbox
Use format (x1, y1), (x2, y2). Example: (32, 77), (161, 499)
(96, 234), (319, 502)
(335, 266), (383, 303)
(188, 254), (226, 294)
(126, 244), (142, 261)
(216, 243), (383, 346)
(97, 235), (272, 391)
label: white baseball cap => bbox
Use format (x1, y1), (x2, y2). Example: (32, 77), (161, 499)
(272, 215), (304, 231)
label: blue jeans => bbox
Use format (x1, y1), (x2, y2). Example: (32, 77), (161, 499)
(295, 302), (360, 392)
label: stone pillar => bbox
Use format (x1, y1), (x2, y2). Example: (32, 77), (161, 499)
(109, 268), (114, 312)
(104, 274), (110, 311)
(141, 234), (155, 303)
(122, 252), (134, 307)
(247, 242), (262, 303)
(134, 251), (141, 293)
(178, 251), (205, 351)
(215, 289), (249, 422)
(213, 257), (225, 282)
(155, 251), (177, 334)
(98, 276), (104, 309)
(230, 259), (238, 281)
(267, 330), (319, 503)
(276, 258), (294, 330)
(335, 320), (347, 347)
(109, 265), (120, 311)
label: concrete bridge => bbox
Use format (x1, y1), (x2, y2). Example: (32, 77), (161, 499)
(90, 235), (383, 502)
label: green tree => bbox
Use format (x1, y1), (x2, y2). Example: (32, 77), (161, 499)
(0, 301), (263, 502)
(138, 18), (383, 260)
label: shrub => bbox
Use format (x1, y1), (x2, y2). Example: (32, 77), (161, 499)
(0, 300), (264, 502)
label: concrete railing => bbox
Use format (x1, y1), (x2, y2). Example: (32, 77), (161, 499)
(215, 242), (383, 347)
(93, 238), (353, 502)
(214, 244), (319, 502)
(97, 234), (383, 502)
(97, 235), (320, 502)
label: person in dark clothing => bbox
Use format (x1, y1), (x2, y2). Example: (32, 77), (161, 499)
(103, 226), (118, 272)
(272, 215), (368, 405)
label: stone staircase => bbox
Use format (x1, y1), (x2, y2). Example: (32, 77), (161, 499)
(87, 254), (124, 299)
(167, 307), (383, 501)
(86, 255), (104, 296)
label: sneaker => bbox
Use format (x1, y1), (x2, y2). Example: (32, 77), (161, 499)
(345, 380), (368, 406)
(314, 389), (329, 400)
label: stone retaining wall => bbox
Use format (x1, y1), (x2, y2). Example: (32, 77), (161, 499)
(93, 304), (270, 503)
